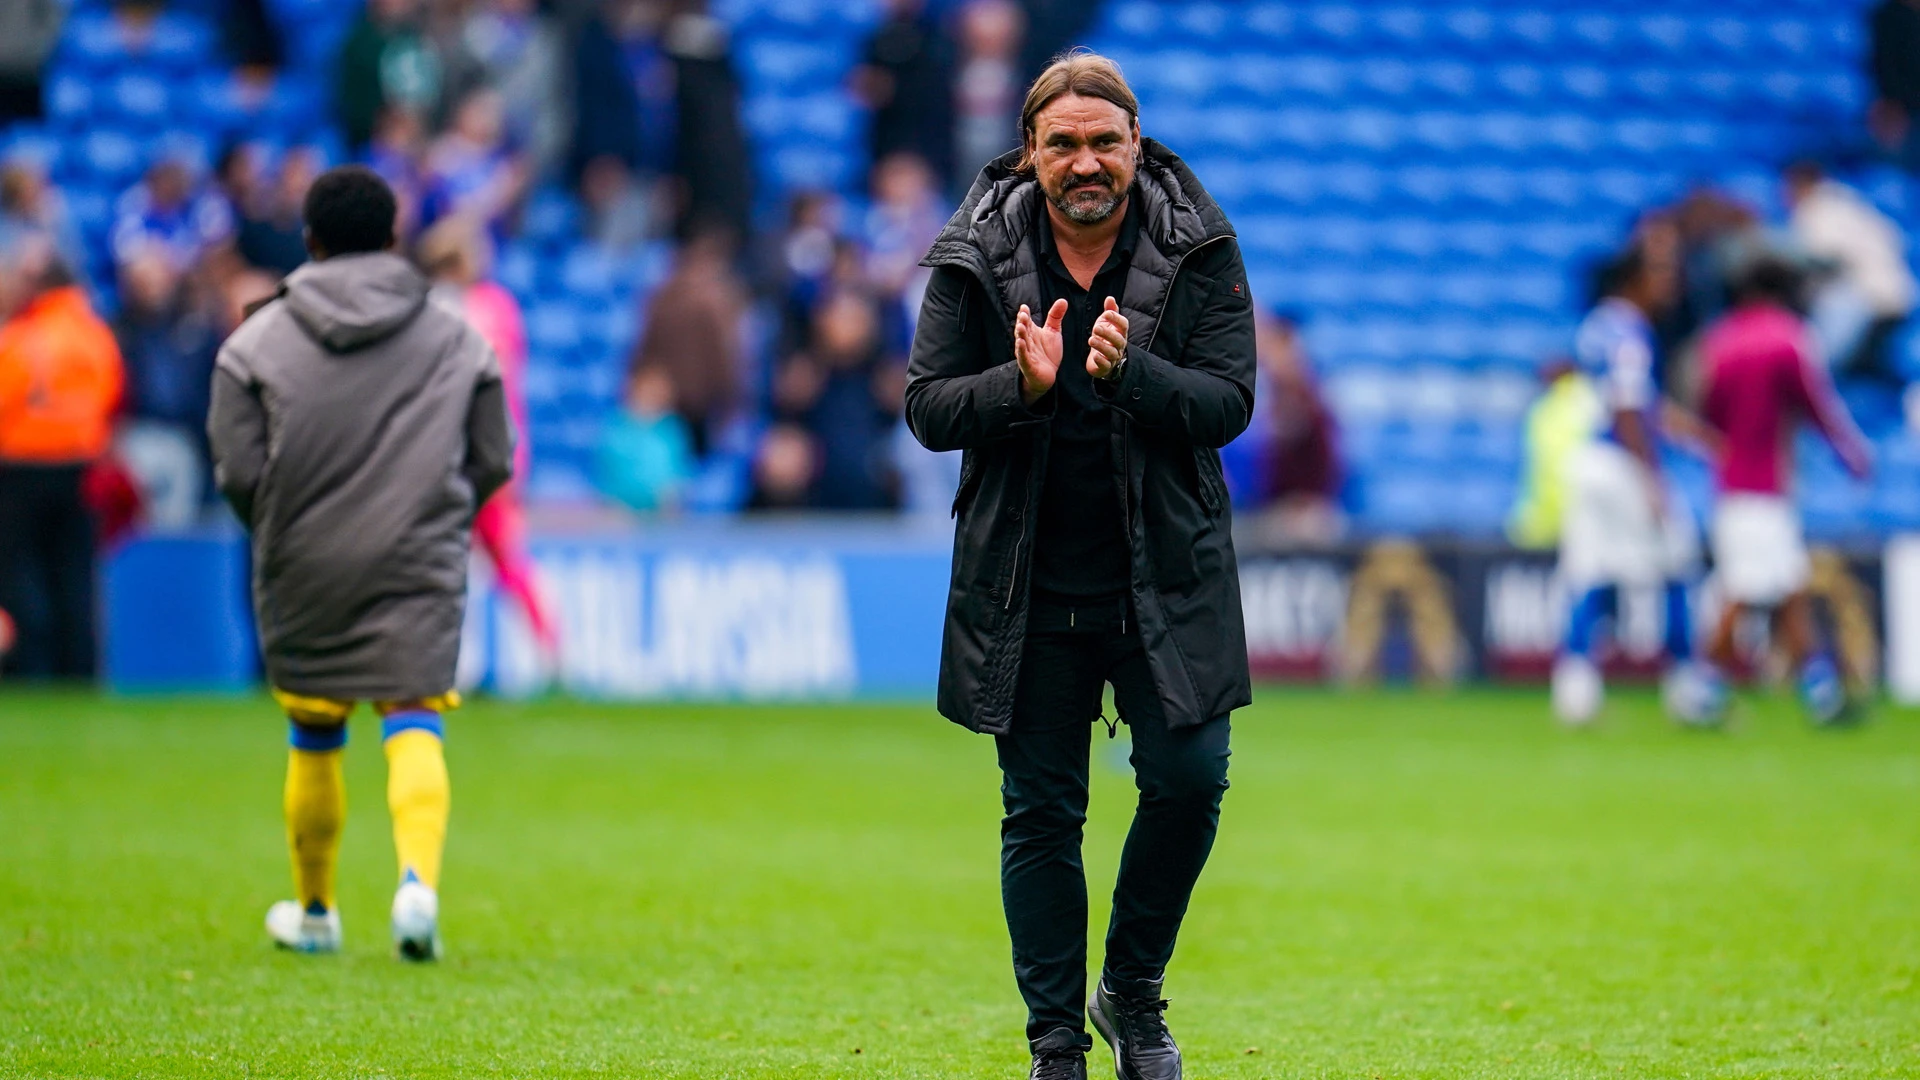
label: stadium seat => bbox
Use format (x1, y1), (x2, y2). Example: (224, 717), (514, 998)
(77, 130), (144, 187)
(1352, 59), (1415, 102)
(44, 74), (94, 130)
(1441, 8), (1499, 54)
(518, 188), (581, 250)
(1243, 4), (1300, 46)
(526, 304), (585, 362)
(740, 38), (849, 91)
(1304, 5), (1367, 51)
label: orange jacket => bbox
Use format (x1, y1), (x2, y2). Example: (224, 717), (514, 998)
(0, 286), (124, 464)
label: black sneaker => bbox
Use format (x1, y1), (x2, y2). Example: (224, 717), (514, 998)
(1088, 977), (1180, 1080)
(1029, 1026), (1090, 1080)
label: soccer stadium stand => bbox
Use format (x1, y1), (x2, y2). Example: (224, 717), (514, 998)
(4, 0), (1916, 539)
(1084, 0), (1901, 540)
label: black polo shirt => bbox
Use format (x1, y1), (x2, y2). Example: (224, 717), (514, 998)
(1027, 193), (1140, 604)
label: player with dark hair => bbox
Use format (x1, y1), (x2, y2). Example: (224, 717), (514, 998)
(1553, 237), (1724, 725)
(299, 164), (399, 257)
(206, 165), (513, 959)
(1700, 254), (1872, 722)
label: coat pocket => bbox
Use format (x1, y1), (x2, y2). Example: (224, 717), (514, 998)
(951, 452), (981, 519)
(1192, 446), (1227, 517)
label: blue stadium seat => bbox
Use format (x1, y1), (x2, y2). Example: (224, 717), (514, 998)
(1303, 5), (1366, 51)
(105, 73), (173, 126)
(59, 12), (216, 74)
(722, 0), (880, 35)
(77, 130), (144, 187)
(1415, 60), (1480, 101)
(0, 126), (63, 173)
(44, 74), (94, 130)
(1449, 474), (1515, 534)
(1563, 13), (1624, 57)
(266, 0), (345, 21)
(1870, 485), (1920, 532)
(1243, 4), (1301, 47)
(1106, 0), (1164, 40)
(1353, 58), (1417, 103)
(518, 188), (581, 250)
(1502, 10), (1560, 57)
(740, 38), (849, 91)
(526, 304), (585, 362)
(762, 142), (859, 196)
(1146, 52), (1221, 104)
(1374, 7), (1434, 51)
(1801, 478), (1873, 539)
(1488, 65), (1546, 105)
(1285, 57), (1354, 103)
(496, 244), (542, 303)
(681, 451), (754, 514)
(63, 187), (115, 242)
(1632, 14), (1693, 58)
(1168, 2), (1232, 43)
(1358, 471), (1449, 534)
(559, 247), (622, 300)
(1440, 8), (1499, 54)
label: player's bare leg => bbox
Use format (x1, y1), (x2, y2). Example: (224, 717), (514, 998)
(1707, 601), (1746, 674)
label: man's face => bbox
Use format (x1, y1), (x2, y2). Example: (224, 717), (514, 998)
(1028, 93), (1139, 226)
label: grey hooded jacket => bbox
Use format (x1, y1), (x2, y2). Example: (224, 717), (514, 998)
(207, 252), (513, 700)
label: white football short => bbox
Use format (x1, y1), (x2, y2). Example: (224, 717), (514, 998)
(1710, 493), (1810, 607)
(1558, 440), (1700, 591)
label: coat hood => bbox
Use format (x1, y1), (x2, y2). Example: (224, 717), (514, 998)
(281, 252), (430, 353)
(923, 137), (1234, 274)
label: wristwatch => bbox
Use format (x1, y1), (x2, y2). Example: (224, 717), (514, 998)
(1099, 349), (1128, 382)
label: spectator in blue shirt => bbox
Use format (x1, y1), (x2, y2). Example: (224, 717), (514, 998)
(111, 250), (220, 526)
(110, 155), (234, 276)
(596, 366), (696, 514)
(420, 87), (527, 237)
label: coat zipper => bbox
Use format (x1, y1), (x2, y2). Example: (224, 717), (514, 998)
(1004, 531), (1023, 610)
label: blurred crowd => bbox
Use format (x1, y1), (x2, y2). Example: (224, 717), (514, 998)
(9, 0), (1920, 679)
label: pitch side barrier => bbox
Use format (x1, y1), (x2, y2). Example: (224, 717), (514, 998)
(98, 521), (1920, 701)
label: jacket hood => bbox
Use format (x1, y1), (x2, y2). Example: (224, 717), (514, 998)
(281, 252), (430, 353)
(923, 137), (1234, 273)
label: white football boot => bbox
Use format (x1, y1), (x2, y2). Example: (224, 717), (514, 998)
(391, 878), (441, 962)
(266, 901), (342, 953)
(1662, 661), (1728, 728)
(1551, 654), (1604, 726)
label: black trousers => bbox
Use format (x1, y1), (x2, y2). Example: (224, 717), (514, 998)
(0, 464), (99, 678)
(996, 596), (1231, 1042)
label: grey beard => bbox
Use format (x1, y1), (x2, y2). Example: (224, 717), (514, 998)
(1052, 185), (1123, 224)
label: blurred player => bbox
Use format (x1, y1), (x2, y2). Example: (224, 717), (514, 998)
(1552, 241), (1723, 725)
(207, 167), (513, 959)
(1700, 255), (1871, 723)
(418, 218), (558, 669)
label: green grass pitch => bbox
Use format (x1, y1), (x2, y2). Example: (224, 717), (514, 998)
(4, 687), (1919, 1078)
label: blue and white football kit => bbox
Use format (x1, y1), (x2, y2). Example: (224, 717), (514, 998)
(1553, 298), (1718, 724)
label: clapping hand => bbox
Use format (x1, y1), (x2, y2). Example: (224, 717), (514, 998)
(1015, 299), (1068, 406)
(1087, 296), (1128, 379)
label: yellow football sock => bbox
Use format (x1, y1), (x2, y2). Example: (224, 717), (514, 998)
(381, 711), (450, 890)
(284, 731), (347, 912)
